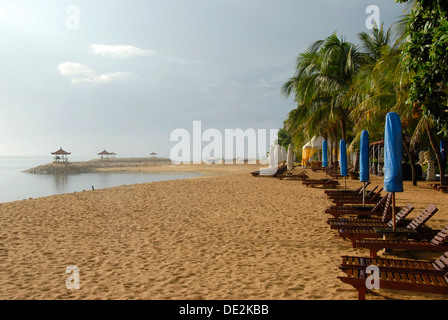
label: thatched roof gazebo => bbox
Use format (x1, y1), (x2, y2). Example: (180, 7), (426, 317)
(150, 152), (158, 158)
(52, 147), (71, 162)
(98, 149), (112, 159)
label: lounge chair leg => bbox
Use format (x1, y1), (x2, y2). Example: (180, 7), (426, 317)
(357, 288), (367, 300)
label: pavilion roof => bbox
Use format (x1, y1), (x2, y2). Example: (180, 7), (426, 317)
(98, 149), (112, 155)
(51, 148), (71, 155)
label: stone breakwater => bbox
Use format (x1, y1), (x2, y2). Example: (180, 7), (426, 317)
(23, 158), (172, 174)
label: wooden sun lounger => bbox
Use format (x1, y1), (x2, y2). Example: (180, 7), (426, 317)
(336, 204), (438, 247)
(428, 183), (440, 190)
(324, 182), (371, 196)
(354, 225), (448, 258)
(326, 185), (378, 201)
(331, 188), (383, 206)
(251, 165), (287, 177)
(326, 193), (392, 224)
(302, 178), (339, 188)
(325, 193), (390, 219)
(311, 164), (334, 172)
(437, 185), (448, 194)
(338, 267), (448, 300)
(329, 187), (381, 201)
(339, 252), (448, 276)
(328, 171), (345, 179)
(329, 203), (414, 230)
(277, 170), (308, 180)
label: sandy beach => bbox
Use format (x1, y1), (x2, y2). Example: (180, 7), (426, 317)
(1, 163), (448, 300)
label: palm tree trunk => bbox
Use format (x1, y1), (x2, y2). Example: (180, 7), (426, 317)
(329, 141), (332, 165)
(402, 134), (417, 186)
(425, 122), (447, 185)
(340, 118), (347, 141)
(354, 149), (360, 173)
(333, 128), (339, 170)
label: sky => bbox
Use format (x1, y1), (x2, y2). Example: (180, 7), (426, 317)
(0, 0), (407, 159)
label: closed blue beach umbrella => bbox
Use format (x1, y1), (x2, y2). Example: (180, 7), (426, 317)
(384, 112), (403, 230)
(339, 140), (348, 177)
(359, 130), (370, 206)
(322, 140), (328, 168)
(441, 139), (446, 170)
(340, 139), (348, 190)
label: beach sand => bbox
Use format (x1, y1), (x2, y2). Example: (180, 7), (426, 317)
(1, 163), (448, 300)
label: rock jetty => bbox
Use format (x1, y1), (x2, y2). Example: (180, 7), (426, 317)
(23, 158), (172, 174)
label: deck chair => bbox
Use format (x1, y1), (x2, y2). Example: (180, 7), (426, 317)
(339, 251), (448, 276)
(277, 169), (308, 180)
(251, 164), (287, 177)
(327, 193), (393, 223)
(354, 224), (448, 258)
(329, 203), (414, 230)
(338, 267), (448, 300)
(329, 186), (381, 201)
(337, 204), (438, 247)
(324, 181), (371, 196)
(324, 182), (372, 197)
(302, 178), (339, 188)
(311, 163), (335, 172)
(331, 188), (383, 206)
(328, 171), (345, 179)
(325, 192), (391, 219)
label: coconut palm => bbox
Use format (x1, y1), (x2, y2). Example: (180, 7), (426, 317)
(282, 32), (364, 168)
(349, 20), (447, 186)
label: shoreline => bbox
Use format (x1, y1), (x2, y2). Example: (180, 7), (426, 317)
(22, 158), (266, 177)
(1, 165), (448, 300)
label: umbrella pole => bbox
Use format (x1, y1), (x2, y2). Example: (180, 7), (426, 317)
(363, 181), (366, 207)
(392, 192), (396, 231)
(344, 177), (346, 191)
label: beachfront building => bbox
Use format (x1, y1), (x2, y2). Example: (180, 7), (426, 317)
(51, 147), (71, 162)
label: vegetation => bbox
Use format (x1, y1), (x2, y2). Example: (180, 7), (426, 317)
(280, 1), (448, 186)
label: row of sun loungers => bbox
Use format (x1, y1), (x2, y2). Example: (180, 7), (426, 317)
(252, 165), (448, 299)
(319, 182), (448, 300)
(428, 183), (448, 194)
(251, 164), (343, 188)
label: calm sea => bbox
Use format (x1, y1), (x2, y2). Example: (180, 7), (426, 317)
(0, 156), (202, 203)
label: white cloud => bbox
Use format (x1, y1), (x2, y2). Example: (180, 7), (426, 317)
(58, 62), (92, 76)
(58, 62), (131, 84)
(90, 44), (155, 59)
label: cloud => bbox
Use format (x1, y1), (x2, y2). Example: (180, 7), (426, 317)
(90, 44), (155, 59)
(58, 62), (131, 84)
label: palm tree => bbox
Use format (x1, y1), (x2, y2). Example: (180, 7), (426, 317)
(348, 25), (420, 182)
(282, 32), (363, 169)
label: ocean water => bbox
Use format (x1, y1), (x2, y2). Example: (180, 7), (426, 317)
(0, 156), (202, 203)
